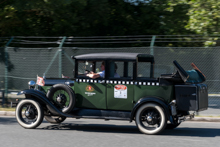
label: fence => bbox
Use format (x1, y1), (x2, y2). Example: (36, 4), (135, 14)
(0, 36), (219, 116)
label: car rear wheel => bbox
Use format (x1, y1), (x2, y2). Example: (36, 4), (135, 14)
(135, 103), (167, 135)
(16, 99), (44, 129)
(44, 116), (66, 124)
(47, 84), (75, 113)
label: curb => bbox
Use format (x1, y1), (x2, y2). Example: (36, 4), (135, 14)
(189, 117), (220, 122)
(0, 111), (15, 116)
(0, 111), (220, 122)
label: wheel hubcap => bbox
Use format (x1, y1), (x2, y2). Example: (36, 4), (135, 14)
(24, 106), (36, 119)
(25, 111), (30, 117)
(141, 109), (161, 127)
(57, 97), (62, 103)
(56, 94), (66, 104)
(147, 116), (153, 122)
(146, 114), (159, 125)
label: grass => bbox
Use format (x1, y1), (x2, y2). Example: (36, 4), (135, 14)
(0, 106), (15, 111)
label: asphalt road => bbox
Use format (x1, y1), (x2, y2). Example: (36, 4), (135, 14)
(0, 116), (220, 147)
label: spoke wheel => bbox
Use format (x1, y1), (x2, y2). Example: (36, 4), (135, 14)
(135, 103), (167, 135)
(16, 99), (44, 129)
(47, 84), (75, 113)
(44, 116), (66, 124)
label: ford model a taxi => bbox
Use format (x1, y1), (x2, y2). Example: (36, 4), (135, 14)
(15, 53), (208, 135)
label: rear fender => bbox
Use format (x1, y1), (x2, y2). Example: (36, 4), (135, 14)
(130, 97), (173, 123)
(17, 89), (72, 117)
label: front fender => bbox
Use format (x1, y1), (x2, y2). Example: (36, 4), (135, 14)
(130, 97), (173, 123)
(17, 89), (73, 117)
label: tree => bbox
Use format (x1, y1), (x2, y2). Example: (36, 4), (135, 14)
(0, 0), (191, 36)
(167, 0), (220, 46)
(0, 0), (201, 47)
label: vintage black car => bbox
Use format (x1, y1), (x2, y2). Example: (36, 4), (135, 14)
(15, 53), (208, 135)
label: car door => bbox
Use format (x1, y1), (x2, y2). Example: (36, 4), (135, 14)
(74, 81), (106, 109)
(74, 61), (107, 109)
(106, 61), (134, 111)
(106, 81), (134, 111)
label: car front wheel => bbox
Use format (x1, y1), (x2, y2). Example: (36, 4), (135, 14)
(16, 99), (44, 129)
(135, 103), (167, 135)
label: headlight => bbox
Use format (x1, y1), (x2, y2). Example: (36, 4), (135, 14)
(28, 81), (36, 89)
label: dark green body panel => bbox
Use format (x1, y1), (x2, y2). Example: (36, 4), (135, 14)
(40, 86), (51, 93)
(133, 85), (174, 104)
(74, 82), (173, 111)
(41, 86), (75, 93)
(74, 82), (106, 109)
(41, 83), (174, 111)
(106, 84), (134, 111)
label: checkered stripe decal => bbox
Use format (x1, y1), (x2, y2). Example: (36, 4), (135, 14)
(76, 79), (159, 86)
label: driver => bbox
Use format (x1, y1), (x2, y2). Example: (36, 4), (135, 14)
(86, 61), (120, 79)
(86, 61), (105, 79)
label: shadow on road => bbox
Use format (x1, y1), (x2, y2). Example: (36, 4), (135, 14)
(41, 123), (141, 134)
(1, 116), (220, 137)
(161, 127), (220, 137)
(41, 123), (220, 137)
(0, 117), (17, 125)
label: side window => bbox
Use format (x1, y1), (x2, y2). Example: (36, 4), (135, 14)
(109, 61), (133, 79)
(78, 61), (94, 76)
(95, 61), (103, 73)
(77, 61), (105, 78)
(137, 62), (151, 78)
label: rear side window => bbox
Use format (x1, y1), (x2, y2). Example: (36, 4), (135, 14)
(137, 62), (151, 78)
(109, 61), (133, 80)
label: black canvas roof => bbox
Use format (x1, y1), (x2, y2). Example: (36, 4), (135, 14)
(72, 52), (154, 62)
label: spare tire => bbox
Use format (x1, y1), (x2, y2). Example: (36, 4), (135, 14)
(47, 84), (75, 113)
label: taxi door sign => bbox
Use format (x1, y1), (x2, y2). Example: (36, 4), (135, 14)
(114, 85), (127, 99)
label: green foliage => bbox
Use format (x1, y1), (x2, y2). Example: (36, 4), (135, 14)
(167, 0), (220, 46)
(0, 0), (191, 37)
